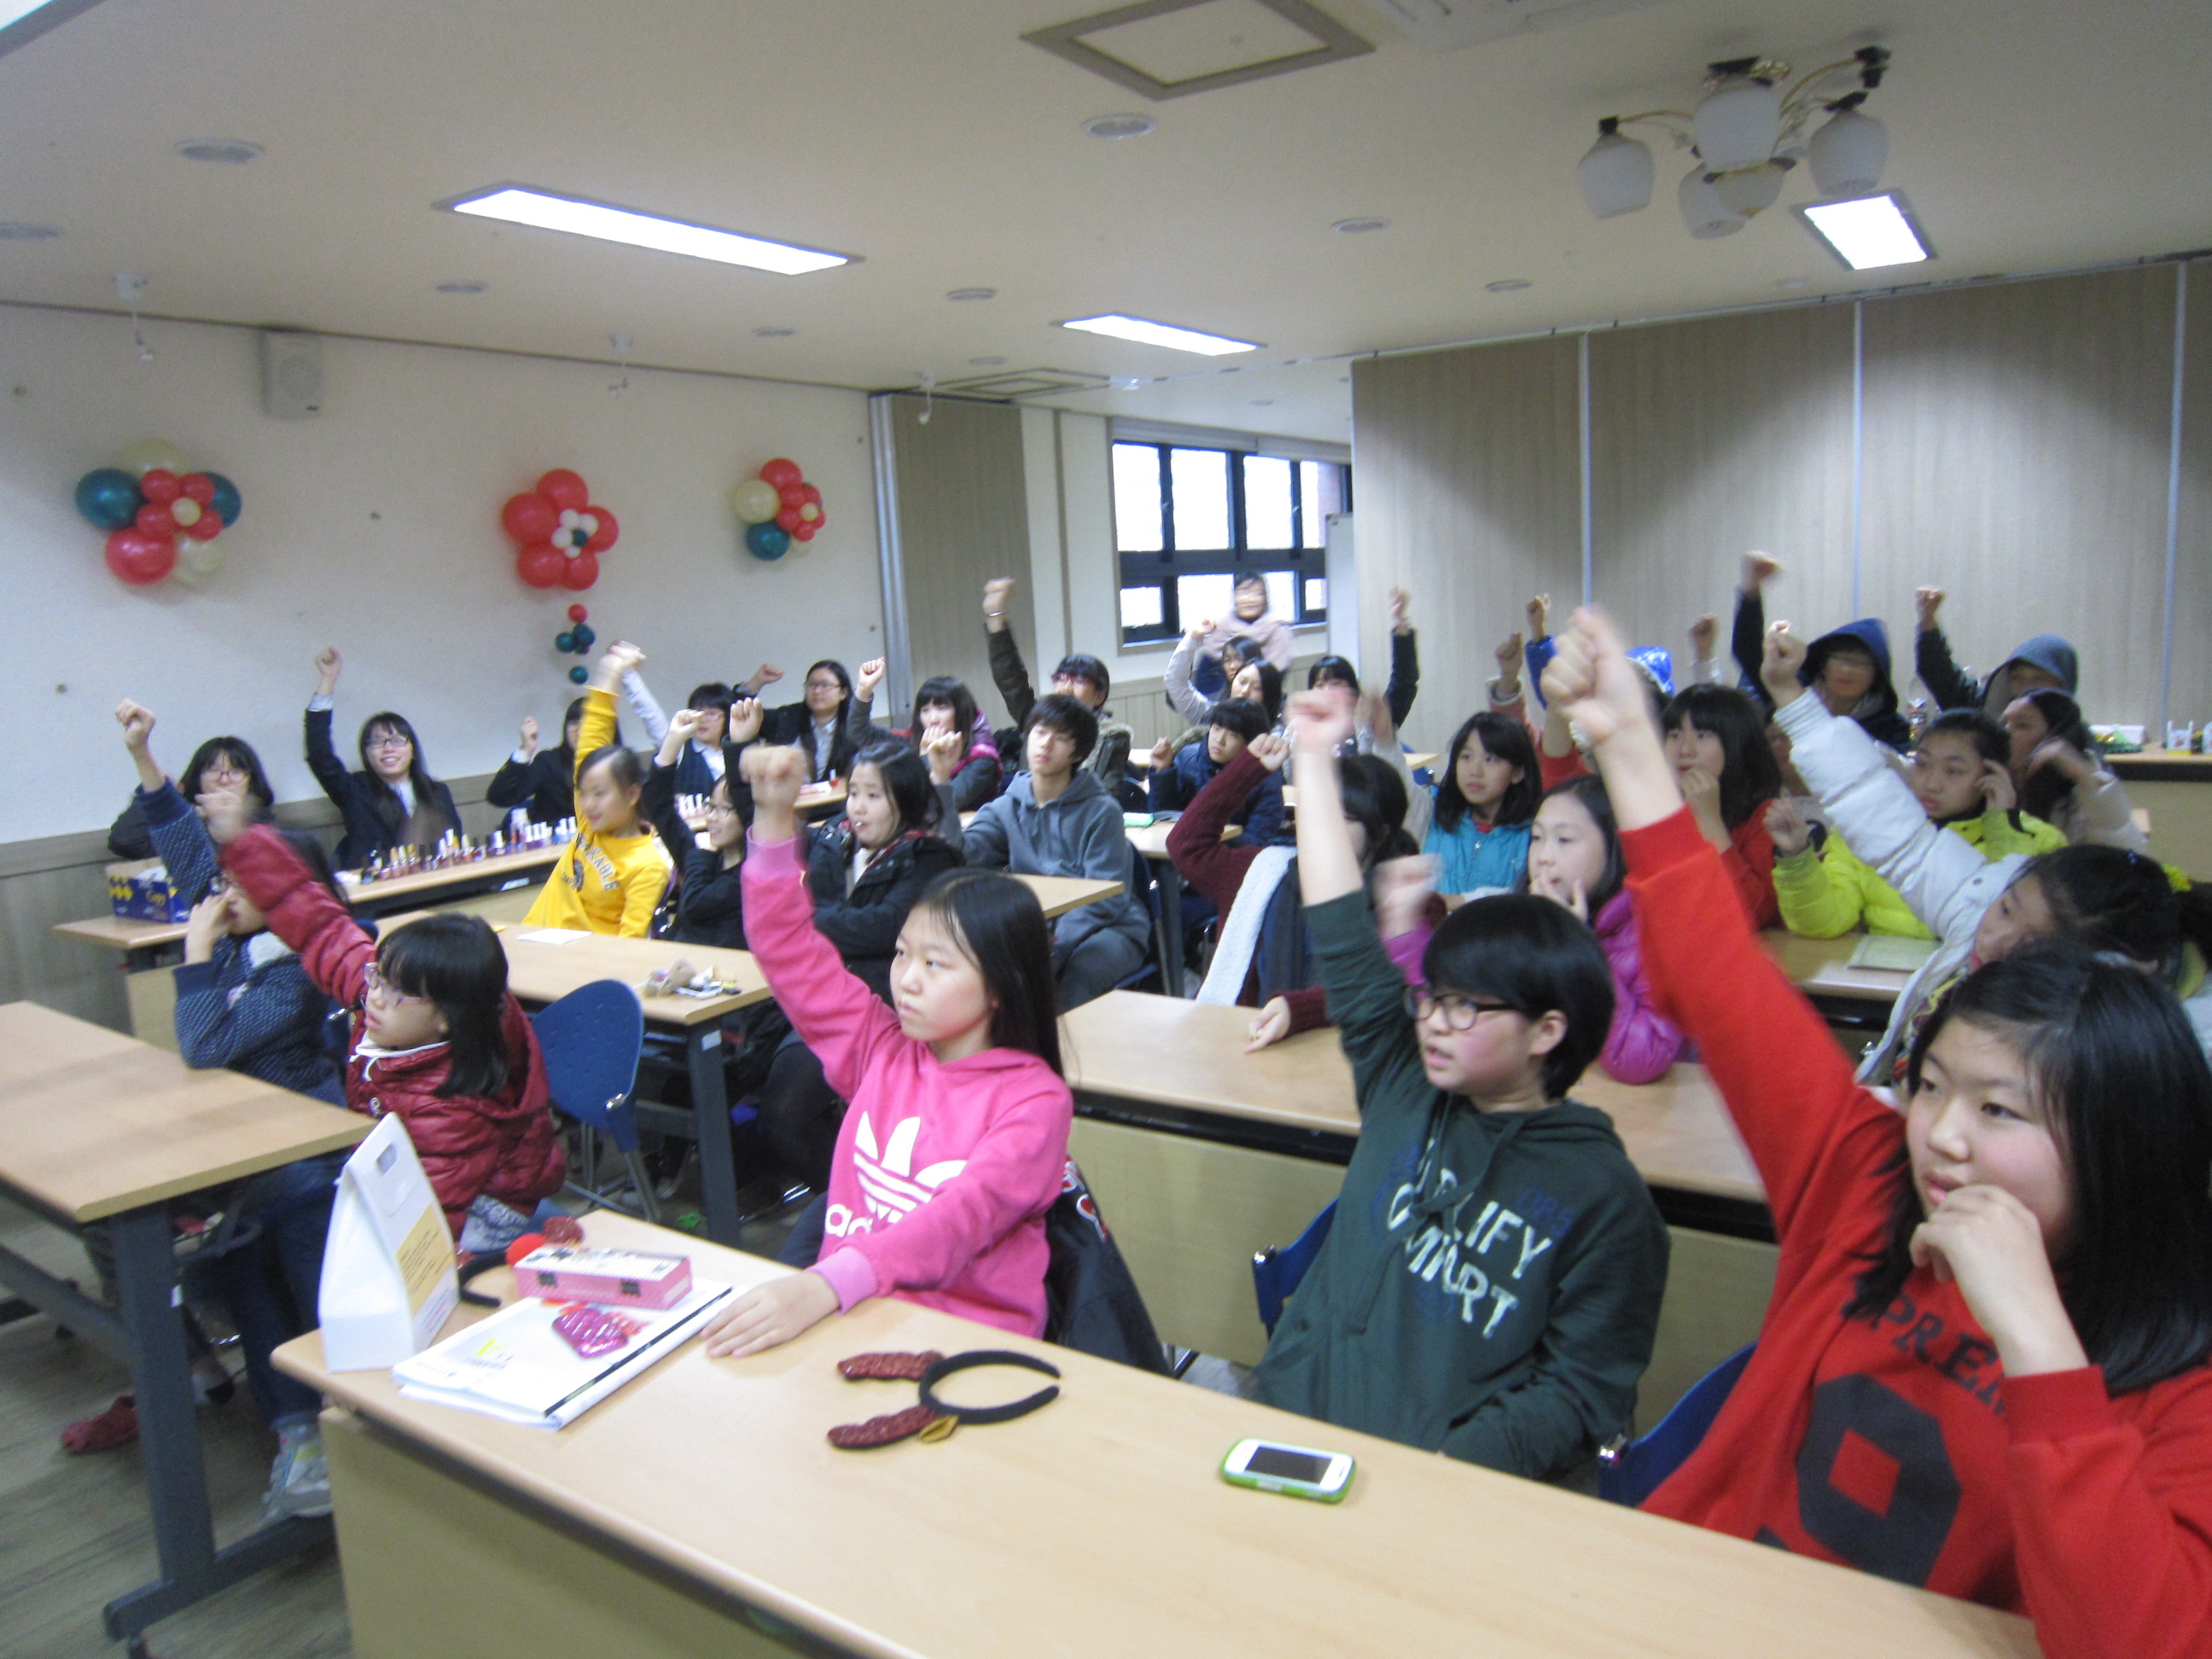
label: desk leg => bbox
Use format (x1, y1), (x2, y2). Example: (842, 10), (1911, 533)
(687, 1027), (742, 1248)
(102, 1208), (333, 1644)
(1155, 863), (1186, 999)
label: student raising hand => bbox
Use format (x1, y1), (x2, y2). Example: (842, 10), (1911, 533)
(1541, 608), (1681, 830)
(593, 639), (645, 688)
(1915, 585), (1945, 630)
(855, 657), (886, 700)
(921, 724), (963, 784)
(1760, 620), (1810, 708)
(1526, 593), (1551, 643)
(517, 715), (539, 759)
(314, 647), (342, 695)
(740, 741), (810, 839)
(1247, 731), (1292, 773)
(115, 699), (167, 795)
(727, 696), (764, 745)
(659, 707), (703, 767)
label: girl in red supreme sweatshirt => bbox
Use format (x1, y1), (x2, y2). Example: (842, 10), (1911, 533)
(1542, 609), (2212, 1659)
(701, 744), (1071, 1360)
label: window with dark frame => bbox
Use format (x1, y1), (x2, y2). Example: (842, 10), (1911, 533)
(1113, 440), (1349, 647)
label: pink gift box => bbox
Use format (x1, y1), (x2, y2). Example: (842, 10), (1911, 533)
(515, 1245), (694, 1311)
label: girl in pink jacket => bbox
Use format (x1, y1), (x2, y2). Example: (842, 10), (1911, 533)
(702, 745), (1073, 1358)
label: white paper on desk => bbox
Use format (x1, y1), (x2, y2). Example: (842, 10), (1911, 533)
(1848, 934), (1939, 973)
(516, 928), (591, 944)
(393, 1280), (731, 1429)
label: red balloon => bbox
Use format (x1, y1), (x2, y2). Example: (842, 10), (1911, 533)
(517, 545), (566, 587)
(759, 457), (802, 492)
(567, 602), (589, 623)
(775, 505), (804, 533)
(798, 483), (822, 507)
(106, 529), (177, 585)
(538, 469), (589, 511)
(558, 551), (599, 591)
(793, 521), (818, 543)
(178, 472), (216, 505)
(192, 509), (224, 541)
(777, 484), (807, 512)
(139, 469), (181, 505)
(135, 503), (178, 538)
(581, 505), (618, 555)
(502, 492), (558, 544)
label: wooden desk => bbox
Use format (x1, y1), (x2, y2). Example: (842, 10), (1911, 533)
(275, 1211), (2031, 1659)
(1020, 874), (1123, 919)
(1759, 929), (1919, 1008)
(0, 1003), (369, 1648)
(1060, 993), (1775, 1417)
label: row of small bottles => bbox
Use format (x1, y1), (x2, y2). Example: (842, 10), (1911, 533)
(351, 817), (573, 884)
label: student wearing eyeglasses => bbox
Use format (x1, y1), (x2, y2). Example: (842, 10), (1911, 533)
(303, 646), (461, 869)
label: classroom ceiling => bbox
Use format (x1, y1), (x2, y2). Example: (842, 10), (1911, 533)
(2, 0), (2207, 443)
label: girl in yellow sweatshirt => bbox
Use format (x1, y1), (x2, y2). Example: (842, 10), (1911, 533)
(523, 642), (672, 937)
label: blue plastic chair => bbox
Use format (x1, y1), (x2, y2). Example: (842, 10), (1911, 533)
(1252, 1200), (1336, 1335)
(1597, 1344), (1754, 1506)
(529, 979), (654, 1222)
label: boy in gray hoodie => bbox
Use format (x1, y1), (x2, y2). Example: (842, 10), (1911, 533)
(1253, 687), (1669, 1482)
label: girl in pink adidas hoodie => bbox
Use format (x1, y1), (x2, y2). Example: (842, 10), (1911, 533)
(702, 745), (1073, 1358)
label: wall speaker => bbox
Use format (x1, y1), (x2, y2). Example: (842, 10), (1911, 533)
(259, 329), (323, 419)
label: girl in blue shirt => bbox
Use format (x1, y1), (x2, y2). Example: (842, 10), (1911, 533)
(1423, 711), (1540, 899)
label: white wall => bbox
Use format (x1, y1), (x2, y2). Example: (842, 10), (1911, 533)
(0, 306), (884, 841)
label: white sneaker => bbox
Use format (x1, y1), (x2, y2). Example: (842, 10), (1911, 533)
(264, 1420), (332, 1520)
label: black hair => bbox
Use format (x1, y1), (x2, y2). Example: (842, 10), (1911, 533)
(1435, 712), (1541, 834)
(181, 736), (275, 815)
(1338, 754), (1409, 870)
(1220, 636), (1254, 678)
(276, 828), (349, 910)
(1052, 653), (1112, 703)
(1231, 659), (1284, 725)
(1024, 693), (1099, 766)
(579, 742), (649, 798)
(910, 870), (1062, 1074)
(2025, 844), (2212, 981)
(911, 676), (980, 759)
(851, 739), (940, 837)
(554, 696), (620, 775)
(1848, 944), (2212, 1392)
(1422, 893), (1617, 1099)
(1530, 774), (1627, 915)
(358, 713), (457, 842)
(688, 682), (733, 716)
(805, 660), (853, 701)
(375, 914), (513, 1099)
(1307, 655), (1359, 691)
(1207, 697), (1271, 744)
(1662, 684), (1783, 830)
(1233, 571), (1267, 595)
(1922, 707), (2010, 769)
(2015, 689), (2098, 824)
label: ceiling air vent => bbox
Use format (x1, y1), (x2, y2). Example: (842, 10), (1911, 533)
(1343, 0), (1678, 52)
(1024, 0), (1372, 101)
(934, 369), (1116, 399)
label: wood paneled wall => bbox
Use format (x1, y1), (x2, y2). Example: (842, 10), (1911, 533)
(1355, 263), (2199, 763)
(1349, 338), (1583, 759)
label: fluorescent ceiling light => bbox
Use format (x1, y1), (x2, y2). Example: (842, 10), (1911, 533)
(0, 0), (107, 60)
(439, 185), (850, 276)
(1795, 190), (1933, 271)
(1059, 313), (1260, 356)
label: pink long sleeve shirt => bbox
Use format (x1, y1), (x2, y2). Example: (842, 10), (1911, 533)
(741, 831), (1073, 1336)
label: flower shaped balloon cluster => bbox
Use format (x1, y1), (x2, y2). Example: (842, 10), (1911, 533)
(502, 469), (620, 591)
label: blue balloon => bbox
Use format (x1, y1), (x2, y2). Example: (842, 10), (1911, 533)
(571, 624), (596, 650)
(568, 665), (590, 684)
(75, 468), (141, 532)
(204, 472), (242, 527)
(746, 521), (790, 561)
(555, 631), (577, 653)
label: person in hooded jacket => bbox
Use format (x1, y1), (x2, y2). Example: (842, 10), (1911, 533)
(1251, 686), (1669, 1482)
(1912, 585), (2079, 718)
(1727, 553), (1912, 750)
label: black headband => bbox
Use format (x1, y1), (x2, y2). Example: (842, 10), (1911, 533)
(918, 1350), (1061, 1425)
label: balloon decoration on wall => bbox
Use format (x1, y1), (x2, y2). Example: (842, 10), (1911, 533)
(502, 469), (619, 591)
(553, 602), (597, 683)
(74, 439), (243, 589)
(732, 456), (824, 562)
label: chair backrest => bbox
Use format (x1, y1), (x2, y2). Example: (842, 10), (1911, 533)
(1597, 1343), (1755, 1507)
(1252, 1199), (1337, 1335)
(528, 980), (647, 1153)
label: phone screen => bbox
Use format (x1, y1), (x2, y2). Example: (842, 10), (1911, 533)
(1244, 1446), (1334, 1483)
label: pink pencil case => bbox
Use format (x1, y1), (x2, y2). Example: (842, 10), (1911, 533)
(515, 1245), (694, 1310)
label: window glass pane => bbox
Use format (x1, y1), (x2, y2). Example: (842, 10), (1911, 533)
(1169, 448), (1231, 550)
(1113, 444), (1163, 553)
(1262, 571), (1296, 624)
(1300, 460), (1343, 549)
(1302, 577), (1328, 615)
(1243, 455), (1294, 549)
(1119, 585), (1164, 631)
(1177, 573), (1235, 632)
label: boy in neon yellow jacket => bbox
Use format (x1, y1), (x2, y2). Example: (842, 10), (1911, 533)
(522, 642), (672, 937)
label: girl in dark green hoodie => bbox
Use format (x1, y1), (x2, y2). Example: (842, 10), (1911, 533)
(1252, 687), (1670, 1482)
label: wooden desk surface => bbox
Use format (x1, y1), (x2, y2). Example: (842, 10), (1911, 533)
(1759, 929), (1920, 1005)
(52, 911), (190, 952)
(1022, 874), (1124, 919)
(1061, 992), (1764, 1205)
(1126, 819), (1176, 859)
(0, 1002), (367, 1223)
(276, 1211), (2029, 1659)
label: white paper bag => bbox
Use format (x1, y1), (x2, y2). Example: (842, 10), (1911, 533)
(318, 1114), (459, 1371)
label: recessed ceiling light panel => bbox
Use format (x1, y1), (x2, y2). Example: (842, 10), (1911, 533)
(0, 0), (109, 63)
(1059, 312), (1260, 356)
(175, 139), (263, 164)
(438, 184), (853, 276)
(1795, 189), (1932, 271)
(0, 221), (61, 241)
(1082, 114), (1156, 138)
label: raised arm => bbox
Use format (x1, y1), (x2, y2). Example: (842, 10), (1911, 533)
(303, 648), (352, 801)
(1912, 586), (1979, 711)
(983, 578), (1037, 726)
(1162, 622), (1214, 726)
(1166, 740), (1278, 911)
(620, 668), (671, 746)
(1385, 588), (1419, 726)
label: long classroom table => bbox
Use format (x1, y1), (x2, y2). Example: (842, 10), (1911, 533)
(0, 1003), (370, 1650)
(273, 1210), (2034, 1659)
(1060, 992), (1776, 1422)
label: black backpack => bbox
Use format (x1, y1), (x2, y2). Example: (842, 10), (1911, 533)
(1043, 1161), (1171, 1375)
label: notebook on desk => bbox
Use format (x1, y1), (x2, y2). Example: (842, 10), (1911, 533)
(1848, 934), (1940, 973)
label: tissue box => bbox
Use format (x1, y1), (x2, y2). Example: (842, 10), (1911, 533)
(107, 859), (193, 923)
(514, 1244), (694, 1310)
